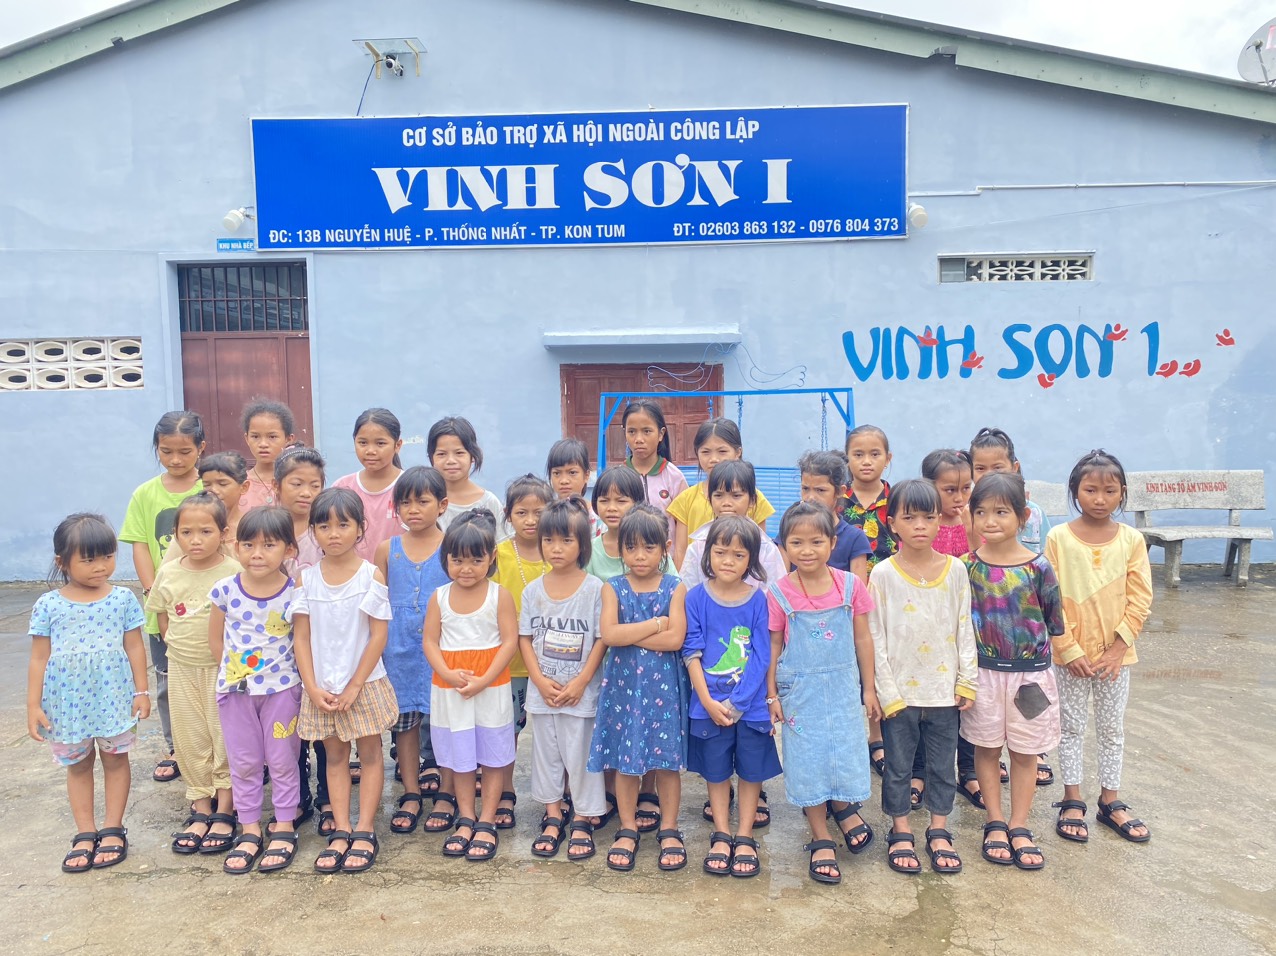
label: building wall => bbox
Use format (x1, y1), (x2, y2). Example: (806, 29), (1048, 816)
(0, 0), (1273, 578)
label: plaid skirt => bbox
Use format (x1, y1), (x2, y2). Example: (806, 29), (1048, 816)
(298, 677), (398, 743)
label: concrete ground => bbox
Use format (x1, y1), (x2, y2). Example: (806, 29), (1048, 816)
(1, 566), (1273, 956)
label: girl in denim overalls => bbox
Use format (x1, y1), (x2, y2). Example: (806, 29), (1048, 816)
(766, 503), (881, 885)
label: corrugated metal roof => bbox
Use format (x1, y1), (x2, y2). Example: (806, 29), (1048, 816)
(2, 0), (1274, 125)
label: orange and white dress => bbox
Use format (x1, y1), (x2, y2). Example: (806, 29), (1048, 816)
(429, 581), (515, 772)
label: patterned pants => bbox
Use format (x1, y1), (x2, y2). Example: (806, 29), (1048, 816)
(1055, 665), (1130, 791)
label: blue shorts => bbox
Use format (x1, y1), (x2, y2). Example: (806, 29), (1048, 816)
(688, 719), (782, 784)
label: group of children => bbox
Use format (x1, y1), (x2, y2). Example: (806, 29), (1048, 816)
(27, 397), (1154, 880)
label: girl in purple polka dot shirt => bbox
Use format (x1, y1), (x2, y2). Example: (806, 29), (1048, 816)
(208, 507), (303, 873)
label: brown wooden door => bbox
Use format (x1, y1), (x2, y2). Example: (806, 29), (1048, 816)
(559, 363), (725, 469)
(181, 333), (313, 454)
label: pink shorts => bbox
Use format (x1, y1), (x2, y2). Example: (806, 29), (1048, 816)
(50, 730), (137, 767)
(962, 669), (1060, 754)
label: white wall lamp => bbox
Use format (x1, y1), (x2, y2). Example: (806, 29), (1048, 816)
(222, 206), (255, 232)
(907, 202), (929, 228)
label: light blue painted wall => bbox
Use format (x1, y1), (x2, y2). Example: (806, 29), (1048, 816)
(0, 0), (1273, 579)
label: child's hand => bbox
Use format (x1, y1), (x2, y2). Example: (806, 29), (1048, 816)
(955, 695), (974, 712)
(768, 695), (784, 727)
(535, 677), (564, 704)
(457, 674), (488, 700)
(335, 681), (364, 712)
(1066, 656), (1096, 678)
(707, 699), (735, 727)
(132, 694), (151, 721)
(307, 687), (339, 712)
(1093, 643), (1127, 682)
(863, 690), (883, 723)
(27, 706), (51, 742)
(444, 668), (474, 690)
(552, 675), (587, 709)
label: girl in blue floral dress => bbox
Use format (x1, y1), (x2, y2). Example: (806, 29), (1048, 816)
(27, 514), (151, 873)
(588, 504), (689, 874)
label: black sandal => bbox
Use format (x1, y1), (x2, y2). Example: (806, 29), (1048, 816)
(171, 810), (211, 854)
(886, 829), (922, 874)
(924, 827), (963, 874)
(314, 830), (350, 872)
(466, 822), (499, 862)
(257, 831), (298, 873)
(606, 828), (640, 872)
(999, 761), (1009, 784)
(702, 784), (735, 823)
(223, 833), (264, 875)
(198, 813), (238, 854)
(567, 819), (596, 861)
(730, 835), (760, 879)
(635, 792), (661, 833)
(590, 792), (617, 830)
(391, 793), (424, 834)
(92, 827), (129, 869)
(958, 771), (986, 810)
(1052, 799), (1089, 843)
(909, 781), (925, 811)
(804, 839), (841, 884)
(868, 741), (886, 777)
(495, 791), (517, 830)
(316, 805), (336, 836)
(152, 756), (180, 782)
(982, 821), (1014, 866)
(754, 790), (771, 829)
(341, 831), (380, 872)
(61, 832), (97, 873)
(419, 766), (441, 794)
(703, 831), (733, 876)
(1008, 827), (1045, 870)
(1036, 756), (1055, 786)
(443, 817), (475, 857)
(348, 761), (362, 786)
(531, 816), (565, 858)
(1096, 798), (1151, 843)
(831, 801), (875, 854)
(656, 828), (687, 872)
(424, 793), (458, 832)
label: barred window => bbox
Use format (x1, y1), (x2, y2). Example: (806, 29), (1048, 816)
(178, 263), (308, 332)
(938, 255), (1093, 283)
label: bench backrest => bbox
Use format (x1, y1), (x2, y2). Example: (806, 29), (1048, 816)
(1126, 471), (1266, 513)
(1025, 480), (1070, 519)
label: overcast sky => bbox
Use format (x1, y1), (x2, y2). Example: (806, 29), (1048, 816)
(1, 0), (1273, 80)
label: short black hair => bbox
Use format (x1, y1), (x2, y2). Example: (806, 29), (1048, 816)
(798, 450), (849, 491)
(846, 423), (890, 453)
(622, 399), (673, 461)
(538, 497), (593, 568)
(701, 515), (765, 584)
(969, 427), (1017, 466)
(441, 509), (498, 576)
(236, 506), (297, 549)
(428, 416), (484, 472)
(504, 474), (554, 517)
(274, 445), (325, 484)
(969, 472), (1028, 526)
(546, 438), (590, 476)
(707, 459), (757, 504)
(1068, 449), (1129, 512)
(153, 410), (204, 452)
(175, 491), (228, 532)
(778, 501), (836, 544)
(49, 513), (117, 586)
(617, 503), (669, 555)
(394, 465), (448, 509)
(921, 448), (972, 482)
(198, 451), (248, 485)
(885, 479), (942, 533)
(308, 487), (366, 531)
(591, 466), (646, 510)
(693, 417), (743, 455)
(241, 399), (296, 436)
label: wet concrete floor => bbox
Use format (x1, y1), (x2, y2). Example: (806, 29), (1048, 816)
(1, 565), (1272, 955)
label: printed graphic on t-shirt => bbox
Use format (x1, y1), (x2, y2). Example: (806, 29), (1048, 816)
(706, 625), (752, 685)
(153, 507), (179, 560)
(543, 627), (584, 662)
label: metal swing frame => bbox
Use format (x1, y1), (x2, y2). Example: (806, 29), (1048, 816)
(595, 387), (855, 470)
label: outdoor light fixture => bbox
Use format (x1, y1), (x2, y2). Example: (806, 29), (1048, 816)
(907, 202), (929, 228)
(222, 207), (255, 232)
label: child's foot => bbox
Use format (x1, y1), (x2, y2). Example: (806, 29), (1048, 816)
(886, 828), (921, 873)
(635, 792), (661, 833)
(442, 818), (475, 857)
(982, 821), (1013, 865)
(868, 740), (886, 777)
(567, 819), (596, 860)
(425, 793), (458, 832)
(703, 832), (733, 875)
(1009, 828), (1044, 869)
(830, 802), (874, 853)
(923, 828), (962, 874)
(340, 831), (380, 872)
(909, 778), (925, 811)
(258, 829), (298, 872)
(92, 828), (129, 869)
(317, 804), (336, 837)
(531, 817), (565, 858)
(348, 761), (362, 785)
(390, 793), (423, 833)
(657, 829), (687, 871)
(606, 829), (639, 872)
(495, 791), (517, 830)
(959, 772), (985, 809)
(465, 823), (499, 862)
(1036, 756), (1054, 786)
(223, 834), (264, 874)
(1053, 800), (1089, 842)
(805, 839), (840, 884)
(1096, 798), (1151, 842)
(152, 755), (180, 782)
(61, 832), (97, 872)
(171, 811), (211, 853)
(754, 791), (771, 829)
(730, 836), (760, 878)
(314, 831), (350, 872)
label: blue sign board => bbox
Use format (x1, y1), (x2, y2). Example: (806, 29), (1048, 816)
(216, 237), (256, 252)
(251, 105), (906, 250)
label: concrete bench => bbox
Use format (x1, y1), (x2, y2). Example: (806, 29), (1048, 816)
(1025, 480), (1069, 521)
(1126, 470), (1272, 588)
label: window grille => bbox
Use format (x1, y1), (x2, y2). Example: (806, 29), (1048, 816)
(938, 255), (1093, 283)
(0, 337), (143, 391)
(178, 263), (308, 332)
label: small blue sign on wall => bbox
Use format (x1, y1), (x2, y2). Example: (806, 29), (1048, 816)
(250, 105), (907, 250)
(216, 238), (256, 252)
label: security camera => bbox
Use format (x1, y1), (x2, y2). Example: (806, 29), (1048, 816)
(384, 53), (405, 76)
